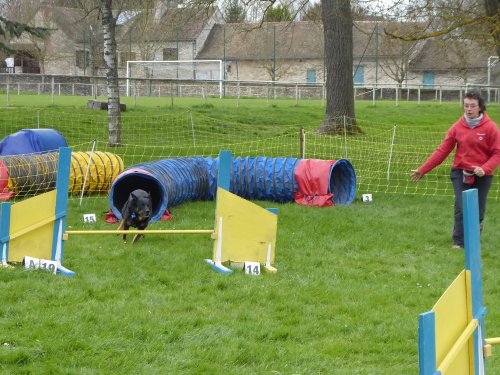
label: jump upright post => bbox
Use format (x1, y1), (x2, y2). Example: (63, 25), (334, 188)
(418, 188), (498, 374)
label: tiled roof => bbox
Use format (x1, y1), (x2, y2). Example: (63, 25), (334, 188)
(129, 7), (217, 42)
(197, 20), (422, 60)
(410, 39), (493, 70)
(197, 22), (324, 60)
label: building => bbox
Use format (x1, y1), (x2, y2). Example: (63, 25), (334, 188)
(1, 3), (498, 88)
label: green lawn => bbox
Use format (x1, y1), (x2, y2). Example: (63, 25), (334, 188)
(0, 95), (499, 374)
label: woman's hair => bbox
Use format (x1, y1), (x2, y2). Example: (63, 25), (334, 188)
(464, 90), (486, 112)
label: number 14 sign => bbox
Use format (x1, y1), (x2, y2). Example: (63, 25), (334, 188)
(244, 261), (261, 276)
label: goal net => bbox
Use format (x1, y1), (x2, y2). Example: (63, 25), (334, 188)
(126, 60), (223, 97)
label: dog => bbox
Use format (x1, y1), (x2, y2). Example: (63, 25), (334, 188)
(117, 189), (152, 243)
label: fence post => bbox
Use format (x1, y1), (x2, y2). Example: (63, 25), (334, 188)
(343, 115), (348, 159)
(51, 76), (55, 105)
(190, 112), (196, 147)
(6, 75), (10, 107)
(170, 82), (174, 107)
(202, 86), (206, 103)
(387, 125), (396, 180)
(266, 83), (270, 106)
(299, 127), (305, 158)
(237, 81), (240, 108)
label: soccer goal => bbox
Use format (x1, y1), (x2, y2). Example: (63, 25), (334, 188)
(126, 60), (223, 98)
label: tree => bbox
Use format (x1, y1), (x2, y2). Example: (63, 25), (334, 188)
(100, 0), (123, 146)
(302, 3), (321, 21)
(318, 0), (362, 135)
(223, 0), (246, 23)
(263, 5), (293, 22)
(384, 0), (500, 58)
(375, 23), (423, 95)
(0, 14), (52, 53)
(122, 2), (169, 64)
(71, 0), (128, 146)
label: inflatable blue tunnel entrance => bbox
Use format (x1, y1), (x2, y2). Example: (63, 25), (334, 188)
(109, 156), (357, 222)
(0, 129), (67, 156)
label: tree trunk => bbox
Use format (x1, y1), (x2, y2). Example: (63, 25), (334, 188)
(318, 0), (363, 135)
(101, 0), (122, 146)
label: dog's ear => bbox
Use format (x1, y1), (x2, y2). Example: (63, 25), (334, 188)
(131, 191), (138, 201)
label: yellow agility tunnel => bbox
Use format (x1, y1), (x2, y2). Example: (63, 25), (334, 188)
(0, 150), (123, 200)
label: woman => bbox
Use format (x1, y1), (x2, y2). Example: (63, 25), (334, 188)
(410, 90), (500, 248)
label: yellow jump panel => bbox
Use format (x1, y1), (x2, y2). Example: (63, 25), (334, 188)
(433, 270), (473, 375)
(213, 188), (277, 264)
(8, 190), (56, 262)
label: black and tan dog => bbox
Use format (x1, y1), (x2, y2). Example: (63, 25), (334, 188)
(117, 189), (152, 243)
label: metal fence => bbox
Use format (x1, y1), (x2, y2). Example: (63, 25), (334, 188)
(0, 73), (499, 104)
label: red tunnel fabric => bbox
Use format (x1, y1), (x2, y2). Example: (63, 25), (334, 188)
(293, 159), (336, 207)
(0, 160), (13, 201)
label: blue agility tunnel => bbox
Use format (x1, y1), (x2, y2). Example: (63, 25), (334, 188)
(204, 156), (301, 202)
(109, 156), (356, 222)
(109, 157), (209, 222)
(328, 159), (357, 206)
(0, 129), (67, 156)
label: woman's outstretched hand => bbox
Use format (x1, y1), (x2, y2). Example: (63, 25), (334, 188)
(410, 170), (423, 182)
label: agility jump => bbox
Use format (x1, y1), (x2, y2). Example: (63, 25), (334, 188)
(64, 150), (279, 274)
(418, 189), (499, 374)
(0, 147), (74, 276)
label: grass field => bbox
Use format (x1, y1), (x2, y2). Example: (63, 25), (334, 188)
(0, 95), (499, 374)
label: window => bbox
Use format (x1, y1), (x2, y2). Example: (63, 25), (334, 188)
(306, 69), (316, 85)
(76, 50), (90, 68)
(423, 71), (435, 87)
(163, 48), (177, 60)
(119, 51), (136, 67)
(353, 65), (364, 86)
